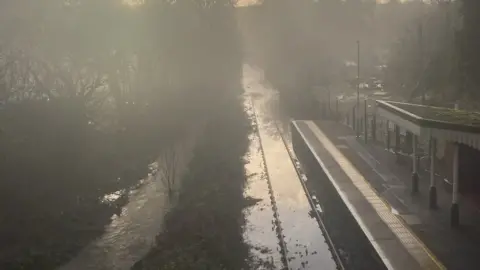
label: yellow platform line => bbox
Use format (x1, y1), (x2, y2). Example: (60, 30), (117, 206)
(304, 121), (446, 270)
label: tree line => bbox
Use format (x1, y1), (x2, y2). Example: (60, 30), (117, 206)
(242, 0), (479, 109)
(0, 0), (243, 268)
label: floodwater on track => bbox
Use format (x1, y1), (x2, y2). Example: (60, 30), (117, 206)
(242, 101), (285, 269)
(59, 64), (335, 270)
(243, 65), (337, 270)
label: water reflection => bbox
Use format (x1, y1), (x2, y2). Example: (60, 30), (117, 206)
(242, 124), (284, 269)
(60, 132), (198, 270)
(243, 65), (337, 270)
(60, 177), (171, 270)
(101, 190), (124, 204)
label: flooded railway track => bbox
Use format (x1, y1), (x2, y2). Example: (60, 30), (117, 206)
(275, 119), (346, 270)
(245, 64), (339, 270)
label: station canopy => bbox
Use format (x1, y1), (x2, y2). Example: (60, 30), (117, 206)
(376, 100), (480, 150)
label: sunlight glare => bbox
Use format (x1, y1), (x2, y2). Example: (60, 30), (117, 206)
(123, 0), (144, 6)
(236, 0), (261, 7)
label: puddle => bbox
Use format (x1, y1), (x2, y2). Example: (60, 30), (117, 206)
(100, 162), (159, 206)
(60, 177), (175, 270)
(60, 130), (200, 270)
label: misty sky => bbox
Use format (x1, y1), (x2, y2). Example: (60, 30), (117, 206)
(123, 0), (411, 8)
(235, 0), (414, 5)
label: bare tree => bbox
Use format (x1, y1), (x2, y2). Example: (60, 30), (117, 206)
(159, 141), (185, 197)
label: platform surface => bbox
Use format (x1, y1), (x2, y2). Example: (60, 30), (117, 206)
(292, 120), (446, 270)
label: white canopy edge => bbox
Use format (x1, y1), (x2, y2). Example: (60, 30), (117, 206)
(378, 107), (480, 150)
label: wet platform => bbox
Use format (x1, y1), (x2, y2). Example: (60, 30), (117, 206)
(312, 120), (480, 270)
(292, 120), (446, 270)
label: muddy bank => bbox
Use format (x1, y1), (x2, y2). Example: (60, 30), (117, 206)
(133, 100), (254, 269)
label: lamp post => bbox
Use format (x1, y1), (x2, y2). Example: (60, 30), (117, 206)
(356, 40), (360, 138)
(327, 85), (331, 117)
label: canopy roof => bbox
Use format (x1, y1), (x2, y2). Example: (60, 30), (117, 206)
(376, 100), (480, 149)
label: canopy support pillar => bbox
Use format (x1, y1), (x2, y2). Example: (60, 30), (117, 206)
(385, 120), (390, 150)
(412, 135), (419, 194)
(429, 137), (437, 209)
(451, 143), (460, 228)
(395, 125), (400, 163)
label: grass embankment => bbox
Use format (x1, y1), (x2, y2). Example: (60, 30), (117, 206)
(133, 98), (253, 270)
